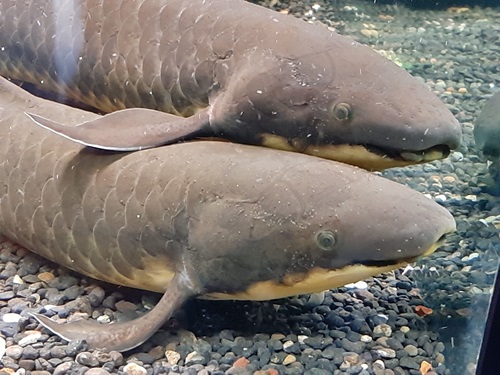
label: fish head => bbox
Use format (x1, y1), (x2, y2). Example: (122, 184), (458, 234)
(212, 34), (461, 171)
(307, 45), (462, 170)
(184, 148), (456, 301)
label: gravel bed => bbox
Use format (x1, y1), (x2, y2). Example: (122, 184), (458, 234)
(1, 1), (500, 374)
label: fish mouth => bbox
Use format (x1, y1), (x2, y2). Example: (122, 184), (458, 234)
(360, 231), (452, 269)
(259, 133), (452, 171)
(302, 143), (451, 171)
(365, 144), (451, 164)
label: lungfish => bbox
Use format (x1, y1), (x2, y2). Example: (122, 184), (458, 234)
(0, 0), (461, 170)
(474, 92), (500, 158)
(0, 77), (456, 351)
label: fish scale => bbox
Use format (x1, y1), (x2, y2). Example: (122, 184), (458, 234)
(0, 0), (241, 114)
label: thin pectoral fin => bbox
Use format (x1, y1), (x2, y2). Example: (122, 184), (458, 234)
(30, 274), (195, 352)
(25, 108), (211, 151)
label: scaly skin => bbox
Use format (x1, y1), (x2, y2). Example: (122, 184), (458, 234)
(0, 77), (457, 351)
(0, 0), (461, 169)
(0, 76), (456, 296)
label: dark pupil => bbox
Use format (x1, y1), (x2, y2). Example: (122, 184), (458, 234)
(336, 106), (348, 120)
(321, 236), (333, 247)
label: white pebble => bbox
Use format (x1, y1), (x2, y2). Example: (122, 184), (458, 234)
(18, 331), (42, 346)
(374, 324), (392, 337)
(123, 362), (147, 375)
(344, 281), (368, 289)
(2, 313), (21, 323)
(450, 151), (464, 162)
(298, 335), (308, 345)
(435, 194), (447, 202)
(461, 253), (479, 262)
(283, 340), (294, 350)
(400, 326), (410, 333)
(374, 347), (396, 358)
(97, 315), (111, 324)
(360, 335), (372, 343)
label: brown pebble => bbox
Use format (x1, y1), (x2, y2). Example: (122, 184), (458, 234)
(114, 300), (137, 313)
(37, 272), (55, 282)
(360, 29), (379, 38)
(109, 351), (124, 366)
(253, 370), (279, 375)
(270, 333), (285, 340)
(378, 14), (394, 21)
(420, 360), (433, 374)
(233, 357), (250, 368)
(282, 354), (296, 365)
(148, 345), (164, 360)
(84, 369), (111, 375)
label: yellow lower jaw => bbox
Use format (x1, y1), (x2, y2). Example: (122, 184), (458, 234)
(260, 134), (445, 171)
(204, 262), (406, 301)
(204, 240), (443, 302)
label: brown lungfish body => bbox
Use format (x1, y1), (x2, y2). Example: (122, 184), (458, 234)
(0, 0), (461, 170)
(0, 77), (456, 351)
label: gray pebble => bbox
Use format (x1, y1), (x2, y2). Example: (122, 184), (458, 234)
(341, 338), (365, 354)
(404, 344), (419, 357)
(5, 344), (23, 359)
(0, 291), (15, 300)
(18, 359), (35, 371)
(53, 361), (74, 375)
(76, 352), (100, 367)
(21, 345), (39, 360)
(399, 356), (419, 370)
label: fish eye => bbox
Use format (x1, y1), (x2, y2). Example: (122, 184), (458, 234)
(333, 103), (352, 121)
(316, 230), (337, 251)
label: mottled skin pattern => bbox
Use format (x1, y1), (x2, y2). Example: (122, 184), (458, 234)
(0, 0), (461, 169)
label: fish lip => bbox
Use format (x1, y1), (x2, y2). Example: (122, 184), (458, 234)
(364, 144), (451, 163)
(355, 232), (453, 268)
